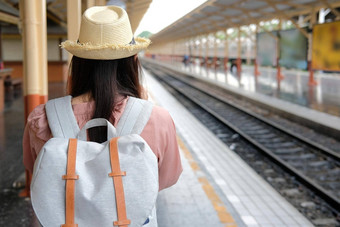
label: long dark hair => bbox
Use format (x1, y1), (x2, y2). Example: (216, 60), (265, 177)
(69, 55), (142, 142)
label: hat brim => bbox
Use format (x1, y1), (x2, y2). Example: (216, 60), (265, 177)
(60, 37), (151, 60)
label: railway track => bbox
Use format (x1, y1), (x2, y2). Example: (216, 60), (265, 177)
(144, 64), (340, 219)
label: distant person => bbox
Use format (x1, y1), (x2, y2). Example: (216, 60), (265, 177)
(230, 60), (237, 74)
(23, 5), (182, 226)
(182, 54), (190, 66)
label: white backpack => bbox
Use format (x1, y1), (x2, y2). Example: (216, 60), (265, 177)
(30, 96), (159, 227)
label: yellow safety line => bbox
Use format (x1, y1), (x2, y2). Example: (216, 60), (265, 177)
(177, 136), (237, 227)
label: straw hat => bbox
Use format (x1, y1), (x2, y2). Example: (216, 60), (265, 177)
(61, 5), (151, 60)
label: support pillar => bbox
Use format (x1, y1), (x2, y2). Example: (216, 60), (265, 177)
(67, 0), (81, 64)
(40, 1), (48, 104)
(20, 0), (48, 197)
(174, 41), (178, 62)
(188, 38), (192, 64)
(182, 39), (186, 62)
(237, 28), (242, 77)
(20, 0), (48, 119)
(224, 31), (229, 71)
(0, 26), (3, 66)
(0, 27), (3, 113)
(195, 37), (199, 65)
(194, 37), (198, 65)
(213, 33), (218, 69)
(171, 42), (175, 63)
(66, 0), (81, 87)
(174, 42), (177, 62)
(308, 8), (317, 86)
(199, 36), (203, 66)
(276, 20), (284, 81)
(254, 25), (260, 76)
(186, 39), (188, 63)
(205, 34), (209, 67)
(176, 41), (179, 62)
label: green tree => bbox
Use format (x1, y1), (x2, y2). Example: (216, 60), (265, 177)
(138, 31), (153, 38)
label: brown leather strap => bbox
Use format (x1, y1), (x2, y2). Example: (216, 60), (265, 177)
(109, 137), (131, 227)
(61, 138), (79, 227)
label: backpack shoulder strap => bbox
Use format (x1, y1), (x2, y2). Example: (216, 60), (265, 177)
(116, 97), (153, 136)
(45, 95), (80, 138)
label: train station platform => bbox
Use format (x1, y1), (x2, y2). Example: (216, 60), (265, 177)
(1, 68), (315, 226)
(142, 57), (340, 140)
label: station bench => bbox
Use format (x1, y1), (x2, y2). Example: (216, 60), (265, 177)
(4, 75), (22, 102)
(0, 69), (14, 111)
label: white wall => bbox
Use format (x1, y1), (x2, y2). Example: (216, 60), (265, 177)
(47, 38), (60, 61)
(2, 38), (23, 61)
(2, 37), (64, 61)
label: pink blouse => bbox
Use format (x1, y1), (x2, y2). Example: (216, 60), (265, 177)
(23, 96), (182, 191)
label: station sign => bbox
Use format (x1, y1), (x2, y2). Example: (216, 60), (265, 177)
(312, 21), (340, 72)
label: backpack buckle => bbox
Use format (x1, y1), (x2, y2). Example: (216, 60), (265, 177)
(62, 174), (79, 180)
(113, 219), (131, 226)
(108, 171), (126, 177)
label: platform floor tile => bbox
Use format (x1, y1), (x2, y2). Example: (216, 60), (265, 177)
(156, 147), (224, 227)
(144, 69), (313, 227)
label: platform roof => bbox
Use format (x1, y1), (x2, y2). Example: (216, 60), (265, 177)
(150, 0), (340, 43)
(0, 0), (152, 34)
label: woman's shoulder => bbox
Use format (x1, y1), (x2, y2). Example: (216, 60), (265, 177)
(145, 104), (175, 135)
(26, 104), (51, 141)
(149, 105), (173, 123)
(27, 104), (47, 127)
(26, 100), (94, 140)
